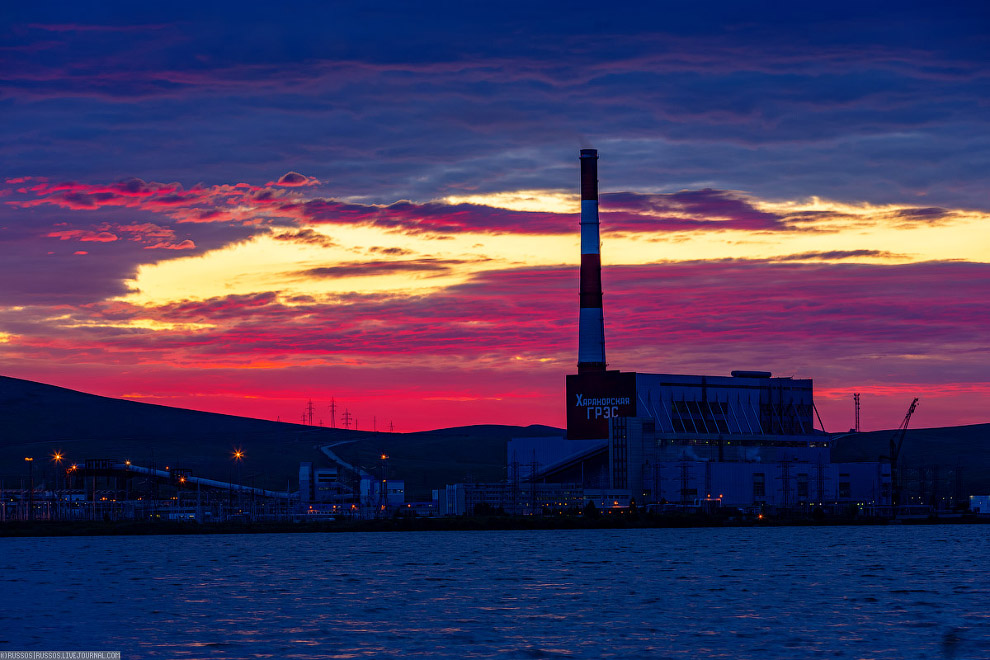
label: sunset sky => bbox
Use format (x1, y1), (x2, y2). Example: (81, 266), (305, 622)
(2, 3), (988, 432)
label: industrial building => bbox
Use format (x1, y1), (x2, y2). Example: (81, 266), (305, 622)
(435, 482), (586, 517)
(298, 462), (340, 504)
(298, 461), (406, 517)
(448, 149), (893, 517)
(360, 476), (405, 510)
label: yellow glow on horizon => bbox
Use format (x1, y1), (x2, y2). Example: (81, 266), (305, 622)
(116, 225), (579, 306)
(756, 196), (952, 216)
(0, 332), (13, 343)
(599, 200), (989, 265)
(55, 319), (216, 332)
(108, 192), (988, 312)
(598, 219), (988, 266)
(443, 190), (578, 214)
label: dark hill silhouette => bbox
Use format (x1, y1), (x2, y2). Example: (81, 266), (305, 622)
(3, 375), (987, 500)
(0, 375), (561, 498)
(831, 423), (990, 497)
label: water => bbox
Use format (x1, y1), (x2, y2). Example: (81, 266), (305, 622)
(1, 526), (988, 659)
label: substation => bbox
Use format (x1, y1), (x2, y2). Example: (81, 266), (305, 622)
(1, 458), (294, 523)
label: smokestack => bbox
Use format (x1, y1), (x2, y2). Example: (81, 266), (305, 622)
(577, 148), (606, 373)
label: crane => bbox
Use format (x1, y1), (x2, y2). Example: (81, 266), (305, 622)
(889, 397), (919, 508)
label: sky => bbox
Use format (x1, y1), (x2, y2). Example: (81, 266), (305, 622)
(1, 1), (988, 432)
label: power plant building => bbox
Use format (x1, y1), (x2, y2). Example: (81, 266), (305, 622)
(506, 149), (891, 514)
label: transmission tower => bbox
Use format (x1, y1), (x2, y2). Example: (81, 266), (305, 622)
(329, 398), (337, 429)
(510, 451), (520, 515)
(306, 399), (315, 426)
(529, 451), (540, 515)
(854, 393), (861, 432)
(342, 409), (352, 430)
(932, 464), (941, 511)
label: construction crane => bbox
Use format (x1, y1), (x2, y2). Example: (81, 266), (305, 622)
(889, 398), (919, 508)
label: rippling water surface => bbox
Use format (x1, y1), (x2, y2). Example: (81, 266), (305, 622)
(2, 526), (988, 659)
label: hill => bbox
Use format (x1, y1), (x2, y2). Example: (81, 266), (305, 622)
(0, 375), (560, 498)
(3, 375), (987, 500)
(831, 423), (990, 495)
(329, 424), (564, 498)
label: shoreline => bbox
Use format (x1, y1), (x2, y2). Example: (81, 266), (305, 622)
(1, 514), (986, 537)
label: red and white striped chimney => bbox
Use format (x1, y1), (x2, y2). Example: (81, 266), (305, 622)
(578, 148), (606, 373)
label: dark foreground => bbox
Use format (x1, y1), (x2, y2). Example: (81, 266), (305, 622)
(2, 513), (986, 537)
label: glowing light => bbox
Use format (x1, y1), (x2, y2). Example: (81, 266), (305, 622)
(233, 449), (244, 461)
(442, 190), (578, 214)
(114, 226), (573, 307)
(53, 319), (215, 332)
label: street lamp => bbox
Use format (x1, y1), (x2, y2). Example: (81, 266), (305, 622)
(51, 452), (63, 520)
(232, 449), (244, 514)
(24, 457), (34, 522)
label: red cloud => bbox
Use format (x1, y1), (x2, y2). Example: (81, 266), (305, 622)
(47, 259), (978, 369)
(270, 172), (320, 187)
(162, 292), (279, 319)
(13, 175), (816, 237)
(12, 179), (275, 224)
(116, 223), (177, 240)
(3, 259), (987, 430)
(144, 239), (195, 250)
(47, 229), (118, 242)
(43, 221), (199, 250)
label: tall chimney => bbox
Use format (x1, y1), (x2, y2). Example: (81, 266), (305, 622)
(577, 148), (606, 373)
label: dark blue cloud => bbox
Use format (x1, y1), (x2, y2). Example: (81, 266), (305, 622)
(0, 200), (260, 306)
(1, 2), (987, 208)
